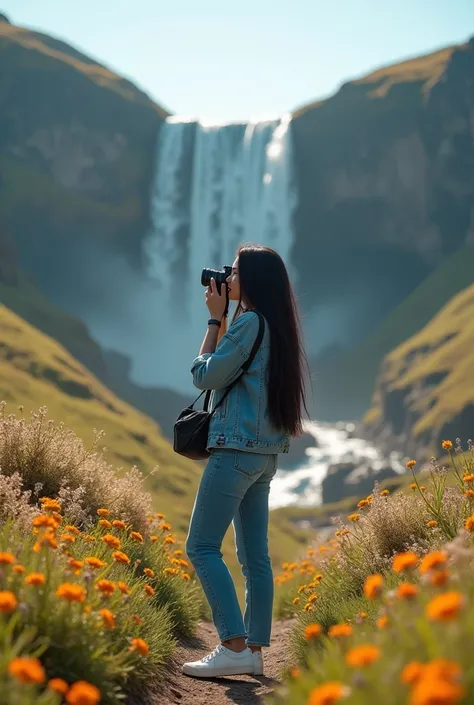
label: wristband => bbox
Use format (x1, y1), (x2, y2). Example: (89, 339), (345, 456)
(208, 318), (221, 327)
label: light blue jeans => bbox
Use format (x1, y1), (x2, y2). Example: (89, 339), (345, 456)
(186, 448), (278, 647)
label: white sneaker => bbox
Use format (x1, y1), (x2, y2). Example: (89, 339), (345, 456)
(252, 650), (264, 676)
(182, 644), (255, 678)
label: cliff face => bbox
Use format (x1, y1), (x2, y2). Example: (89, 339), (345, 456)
(292, 39), (474, 337)
(0, 20), (168, 300)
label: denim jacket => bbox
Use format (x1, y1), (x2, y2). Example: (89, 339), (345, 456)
(191, 311), (290, 455)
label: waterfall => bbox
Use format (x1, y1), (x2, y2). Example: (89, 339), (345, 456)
(142, 115), (297, 393)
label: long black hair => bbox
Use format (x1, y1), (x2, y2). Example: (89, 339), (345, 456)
(232, 244), (310, 436)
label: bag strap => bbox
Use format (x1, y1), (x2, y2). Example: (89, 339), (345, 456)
(205, 311), (265, 414)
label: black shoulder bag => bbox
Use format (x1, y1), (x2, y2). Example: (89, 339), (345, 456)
(173, 312), (264, 460)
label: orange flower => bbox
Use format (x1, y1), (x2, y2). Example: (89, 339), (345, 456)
(346, 645), (380, 668)
(145, 585), (155, 597)
(304, 603), (314, 612)
(0, 552), (15, 565)
(463, 474), (474, 483)
(41, 499), (61, 512)
(130, 531), (144, 543)
(290, 667), (301, 679)
(328, 624), (353, 638)
(397, 583), (419, 600)
(174, 549), (183, 556)
(130, 637), (149, 657)
(182, 572), (191, 581)
(98, 519), (112, 529)
(56, 583), (86, 603)
(292, 597), (300, 606)
(0, 591), (18, 613)
(357, 612), (367, 620)
(165, 535), (176, 545)
(60, 533), (76, 544)
(308, 682), (349, 705)
(426, 591), (464, 621)
(150, 535), (158, 542)
(48, 678), (69, 694)
(464, 489), (474, 498)
(363, 574), (384, 599)
(33, 515), (57, 529)
(410, 483), (417, 490)
(308, 593), (318, 603)
(117, 581), (131, 595)
(419, 551), (447, 575)
(164, 567), (179, 576)
(304, 623), (322, 640)
(428, 570), (450, 587)
(427, 520), (438, 528)
(132, 615), (143, 625)
(298, 584), (307, 594)
(400, 661), (425, 685)
(13, 565), (25, 574)
(52, 512), (63, 524)
(348, 513), (360, 522)
(64, 525), (81, 536)
(392, 552), (418, 573)
(112, 520), (126, 530)
(97, 508), (110, 517)
(96, 580), (115, 596)
(69, 559), (84, 573)
(83, 535), (96, 543)
(8, 657), (45, 684)
(161, 522), (171, 531)
(101, 534), (120, 549)
(100, 608), (116, 629)
(406, 460), (417, 469)
(380, 489), (390, 496)
(410, 678), (465, 705)
(442, 440), (453, 451)
(112, 550), (130, 564)
(156, 513), (165, 520)
(464, 515), (474, 533)
(85, 557), (107, 570)
(376, 615), (388, 629)
(65, 680), (101, 705)
(424, 659), (462, 683)
(144, 568), (154, 578)
(25, 572), (46, 586)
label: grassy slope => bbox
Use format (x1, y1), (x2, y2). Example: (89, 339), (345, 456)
(317, 245), (474, 421)
(368, 282), (474, 445)
(0, 304), (308, 590)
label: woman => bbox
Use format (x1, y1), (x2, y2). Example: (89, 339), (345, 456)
(183, 244), (309, 678)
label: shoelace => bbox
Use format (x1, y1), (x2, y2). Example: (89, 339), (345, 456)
(202, 645), (225, 663)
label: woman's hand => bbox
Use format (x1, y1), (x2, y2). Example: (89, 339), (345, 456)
(205, 278), (227, 320)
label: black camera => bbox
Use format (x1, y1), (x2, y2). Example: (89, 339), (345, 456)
(201, 265), (232, 293)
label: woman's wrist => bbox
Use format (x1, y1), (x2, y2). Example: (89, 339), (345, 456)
(208, 318), (222, 327)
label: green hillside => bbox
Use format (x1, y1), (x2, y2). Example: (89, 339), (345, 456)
(313, 245), (474, 421)
(366, 282), (474, 451)
(0, 304), (308, 588)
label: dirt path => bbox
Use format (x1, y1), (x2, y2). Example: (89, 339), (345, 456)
(156, 621), (293, 705)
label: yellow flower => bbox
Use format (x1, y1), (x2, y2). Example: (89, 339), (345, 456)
(304, 623), (322, 640)
(8, 657), (45, 684)
(96, 580), (115, 596)
(328, 624), (353, 638)
(100, 608), (116, 629)
(348, 513), (360, 522)
(419, 551), (447, 574)
(145, 585), (155, 597)
(304, 603), (314, 612)
(130, 637), (149, 657)
(118, 581), (131, 595)
(65, 681), (101, 705)
(56, 583), (86, 603)
(144, 568), (154, 578)
(0, 552), (15, 565)
(464, 515), (474, 532)
(113, 550), (130, 564)
(85, 557), (107, 570)
(392, 551), (418, 573)
(426, 591), (464, 621)
(406, 460), (417, 469)
(292, 597), (300, 605)
(130, 531), (144, 543)
(298, 584), (307, 594)
(308, 682), (349, 705)
(101, 534), (121, 549)
(182, 572), (191, 581)
(112, 520), (126, 530)
(97, 508), (110, 517)
(346, 645), (380, 667)
(397, 583), (419, 600)
(0, 591), (18, 613)
(363, 574), (384, 599)
(308, 593), (318, 603)
(442, 440), (453, 451)
(48, 678), (69, 694)
(98, 519), (112, 529)
(357, 499), (369, 509)
(25, 572), (46, 586)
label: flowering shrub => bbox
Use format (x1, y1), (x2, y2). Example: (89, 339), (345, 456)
(271, 440), (474, 704)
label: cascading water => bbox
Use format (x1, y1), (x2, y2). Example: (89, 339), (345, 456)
(143, 114), (297, 392)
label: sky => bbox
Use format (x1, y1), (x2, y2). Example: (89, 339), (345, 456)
(3, 0), (474, 122)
